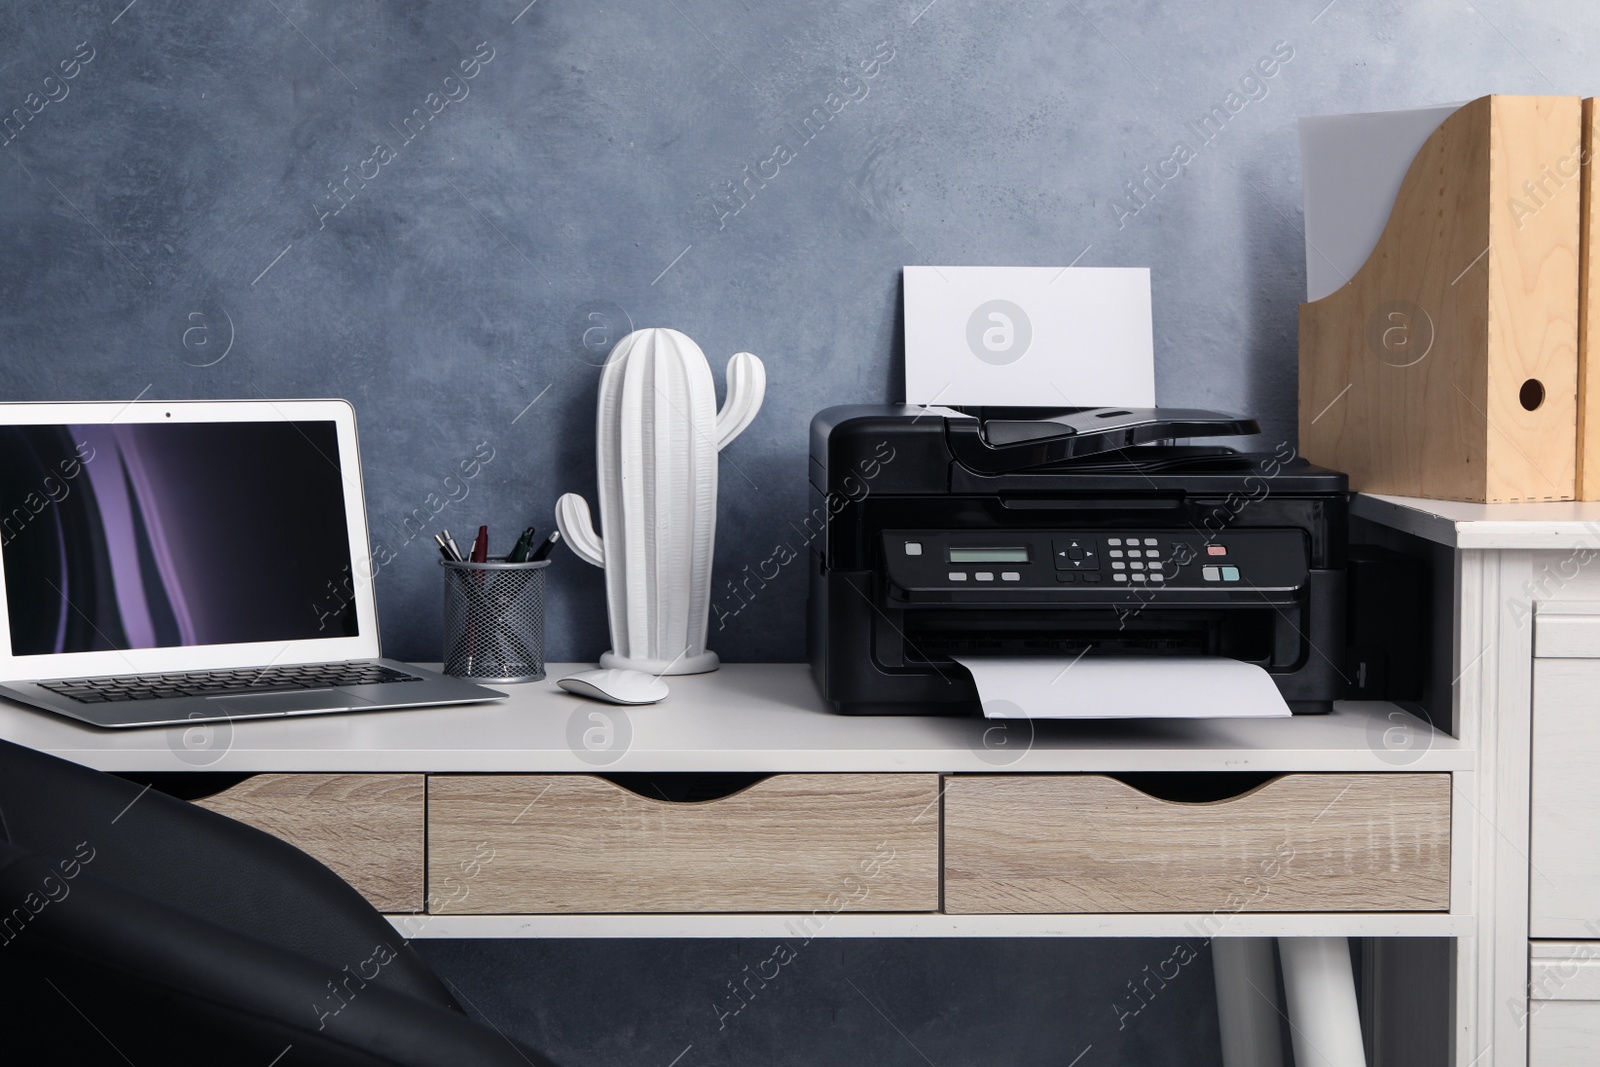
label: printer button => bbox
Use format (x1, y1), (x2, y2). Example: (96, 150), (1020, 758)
(1108, 549), (1123, 558)
(1202, 566), (1220, 582)
(1107, 538), (1121, 546)
(905, 542), (923, 556)
(1130, 561), (1144, 570)
(949, 572), (968, 581)
(1001, 571), (1021, 581)
(1143, 538), (1158, 546)
(1112, 561), (1126, 570)
(1150, 573), (1165, 583)
(1082, 573), (1102, 583)
(1113, 573), (1128, 582)
(975, 572), (994, 581)
(1221, 566), (1241, 582)
(1131, 573), (1147, 582)
(1055, 572), (1077, 582)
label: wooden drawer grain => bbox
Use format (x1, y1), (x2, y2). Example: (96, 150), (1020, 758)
(943, 773), (1451, 914)
(195, 773), (424, 912)
(427, 773), (939, 914)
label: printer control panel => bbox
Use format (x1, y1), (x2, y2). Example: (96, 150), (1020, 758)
(881, 528), (1309, 604)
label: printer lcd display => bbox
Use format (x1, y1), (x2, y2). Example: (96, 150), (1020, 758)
(948, 547), (1030, 563)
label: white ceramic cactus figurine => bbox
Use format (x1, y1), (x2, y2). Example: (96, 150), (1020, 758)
(556, 328), (765, 674)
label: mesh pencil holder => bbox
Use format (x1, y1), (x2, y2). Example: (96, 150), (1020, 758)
(440, 557), (549, 683)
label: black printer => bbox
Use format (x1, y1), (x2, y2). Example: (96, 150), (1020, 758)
(807, 406), (1349, 715)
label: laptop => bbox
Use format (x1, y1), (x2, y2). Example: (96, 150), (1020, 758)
(0, 399), (506, 728)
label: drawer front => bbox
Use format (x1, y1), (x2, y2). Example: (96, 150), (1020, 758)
(195, 773), (424, 912)
(1533, 658), (1600, 937)
(427, 773), (940, 914)
(944, 773), (1451, 914)
(1531, 942), (1600, 1000)
(1530, 942), (1600, 1066)
(1530, 1004), (1600, 1067)
(1534, 603), (1600, 658)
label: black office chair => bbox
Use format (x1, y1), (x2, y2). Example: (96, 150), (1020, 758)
(0, 739), (561, 1065)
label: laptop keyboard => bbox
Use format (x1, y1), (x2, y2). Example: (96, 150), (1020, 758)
(39, 663), (424, 704)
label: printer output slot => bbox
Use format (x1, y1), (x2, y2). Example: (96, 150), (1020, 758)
(998, 494), (1184, 511)
(893, 609), (1283, 667)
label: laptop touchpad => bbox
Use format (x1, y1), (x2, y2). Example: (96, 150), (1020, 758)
(208, 690), (378, 715)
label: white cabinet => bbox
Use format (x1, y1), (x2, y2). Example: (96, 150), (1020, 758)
(1532, 608), (1600, 1063)
(1532, 610), (1600, 939)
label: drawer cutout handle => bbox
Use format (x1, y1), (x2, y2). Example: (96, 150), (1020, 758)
(1108, 772), (1281, 804)
(131, 771), (257, 802)
(599, 772), (773, 803)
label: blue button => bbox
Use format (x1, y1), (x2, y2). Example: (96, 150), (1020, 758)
(1221, 566), (1240, 582)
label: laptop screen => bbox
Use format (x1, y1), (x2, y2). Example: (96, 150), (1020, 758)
(0, 421), (358, 657)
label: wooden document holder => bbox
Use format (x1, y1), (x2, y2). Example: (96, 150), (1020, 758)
(1299, 95), (1584, 503)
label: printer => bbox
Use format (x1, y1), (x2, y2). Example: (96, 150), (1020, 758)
(807, 405), (1349, 715)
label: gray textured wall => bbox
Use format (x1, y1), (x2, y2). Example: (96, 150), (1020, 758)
(0, 2), (1576, 1062)
(6, 0), (1586, 663)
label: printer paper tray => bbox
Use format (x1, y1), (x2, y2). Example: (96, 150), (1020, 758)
(951, 655), (1292, 719)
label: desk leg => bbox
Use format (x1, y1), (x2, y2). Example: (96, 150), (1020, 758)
(1278, 937), (1367, 1067)
(1213, 938), (1286, 1067)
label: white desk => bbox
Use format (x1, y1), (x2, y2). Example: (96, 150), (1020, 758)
(0, 661), (1467, 1067)
(0, 666), (1467, 949)
(0, 662), (1466, 775)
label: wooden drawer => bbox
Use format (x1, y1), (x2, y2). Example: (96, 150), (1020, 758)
(1533, 654), (1600, 937)
(194, 773), (424, 912)
(943, 773), (1451, 914)
(1530, 943), (1600, 1066)
(427, 773), (939, 914)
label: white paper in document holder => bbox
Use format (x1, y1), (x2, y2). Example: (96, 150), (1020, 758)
(953, 656), (1291, 719)
(903, 266), (1155, 407)
(1298, 102), (1464, 302)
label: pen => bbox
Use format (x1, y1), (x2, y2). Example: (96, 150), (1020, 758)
(434, 533), (461, 562)
(528, 529), (561, 562)
(442, 529), (464, 561)
(470, 525), (489, 564)
(507, 526), (538, 563)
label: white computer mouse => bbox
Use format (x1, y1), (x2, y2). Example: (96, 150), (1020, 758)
(556, 668), (669, 705)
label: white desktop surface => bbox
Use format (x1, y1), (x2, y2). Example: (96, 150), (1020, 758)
(0, 662), (1464, 775)
(1353, 492), (1600, 550)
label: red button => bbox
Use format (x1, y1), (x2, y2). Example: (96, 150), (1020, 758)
(1207, 545), (1227, 556)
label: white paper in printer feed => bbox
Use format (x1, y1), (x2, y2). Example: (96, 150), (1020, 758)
(952, 656), (1291, 719)
(903, 266), (1155, 407)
